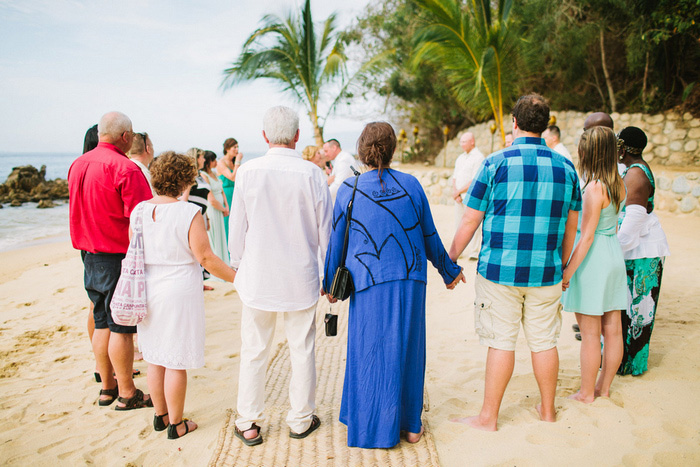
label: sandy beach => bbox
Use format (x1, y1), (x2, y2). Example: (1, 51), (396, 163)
(1, 204), (699, 466)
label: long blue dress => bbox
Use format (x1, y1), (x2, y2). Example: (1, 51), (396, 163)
(323, 169), (461, 449)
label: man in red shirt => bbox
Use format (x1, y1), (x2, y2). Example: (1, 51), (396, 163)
(69, 111), (153, 410)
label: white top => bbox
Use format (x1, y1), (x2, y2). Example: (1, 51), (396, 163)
(328, 150), (358, 203)
(617, 204), (670, 260)
(131, 159), (155, 195)
(453, 147), (485, 192)
(553, 142), (572, 161)
(228, 147), (333, 311)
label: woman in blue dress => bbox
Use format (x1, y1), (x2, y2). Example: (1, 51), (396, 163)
(323, 122), (465, 448)
(562, 126), (627, 402)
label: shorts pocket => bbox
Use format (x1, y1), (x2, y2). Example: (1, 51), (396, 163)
(474, 298), (495, 339)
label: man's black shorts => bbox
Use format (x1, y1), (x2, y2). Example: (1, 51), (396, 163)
(82, 251), (136, 334)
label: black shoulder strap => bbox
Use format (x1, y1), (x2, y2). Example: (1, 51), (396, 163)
(339, 167), (361, 268)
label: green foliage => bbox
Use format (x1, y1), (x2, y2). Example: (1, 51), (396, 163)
(221, 0), (348, 144)
(411, 0), (521, 144)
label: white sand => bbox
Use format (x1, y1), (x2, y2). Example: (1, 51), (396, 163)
(0, 206), (698, 466)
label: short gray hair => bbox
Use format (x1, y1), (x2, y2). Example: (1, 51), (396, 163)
(263, 106), (299, 145)
(98, 111), (132, 139)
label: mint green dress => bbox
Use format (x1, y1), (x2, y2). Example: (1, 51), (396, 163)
(562, 190), (627, 315)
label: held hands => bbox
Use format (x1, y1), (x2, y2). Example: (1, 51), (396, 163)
(446, 270), (466, 290)
(562, 267), (572, 291)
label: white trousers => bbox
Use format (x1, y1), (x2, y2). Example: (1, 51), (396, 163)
(455, 202), (482, 259)
(236, 302), (317, 434)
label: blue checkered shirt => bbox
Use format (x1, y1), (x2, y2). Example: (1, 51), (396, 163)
(465, 137), (582, 287)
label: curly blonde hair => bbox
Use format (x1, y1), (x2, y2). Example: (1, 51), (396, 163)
(150, 151), (198, 197)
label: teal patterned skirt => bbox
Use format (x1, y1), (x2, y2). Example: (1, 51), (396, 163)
(618, 257), (664, 376)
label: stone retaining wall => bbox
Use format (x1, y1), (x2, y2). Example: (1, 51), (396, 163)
(400, 167), (700, 216)
(433, 110), (700, 168)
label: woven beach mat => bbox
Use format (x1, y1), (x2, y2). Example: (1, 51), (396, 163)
(208, 301), (441, 467)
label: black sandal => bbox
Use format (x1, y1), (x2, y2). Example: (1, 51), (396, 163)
(114, 388), (153, 411)
(154, 413), (169, 432)
(168, 419), (195, 440)
(289, 415), (321, 439)
(234, 423), (263, 446)
(98, 383), (119, 406)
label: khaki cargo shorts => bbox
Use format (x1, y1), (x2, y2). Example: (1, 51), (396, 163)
(473, 274), (562, 352)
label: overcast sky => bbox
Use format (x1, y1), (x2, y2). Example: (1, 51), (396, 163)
(0, 0), (379, 157)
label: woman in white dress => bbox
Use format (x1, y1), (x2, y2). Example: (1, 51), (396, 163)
(201, 150), (230, 265)
(133, 151), (236, 439)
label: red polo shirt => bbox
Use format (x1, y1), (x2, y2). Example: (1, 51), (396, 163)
(68, 142), (152, 254)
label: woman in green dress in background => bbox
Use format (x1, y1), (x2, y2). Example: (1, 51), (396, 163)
(217, 138), (243, 241)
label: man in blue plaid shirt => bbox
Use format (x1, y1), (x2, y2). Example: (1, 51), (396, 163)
(449, 94), (581, 430)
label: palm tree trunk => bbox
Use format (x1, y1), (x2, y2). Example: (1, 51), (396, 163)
(309, 110), (324, 147)
(599, 28), (616, 113)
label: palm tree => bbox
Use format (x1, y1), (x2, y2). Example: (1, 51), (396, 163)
(221, 0), (348, 146)
(411, 0), (518, 145)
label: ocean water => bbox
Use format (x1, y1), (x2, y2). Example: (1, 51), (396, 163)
(0, 153), (77, 252)
(0, 151), (264, 252)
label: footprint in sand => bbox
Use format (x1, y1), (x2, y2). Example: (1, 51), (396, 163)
(38, 411), (70, 423)
(54, 356), (69, 363)
(138, 425), (150, 440)
(661, 421), (695, 438)
(226, 353), (239, 359)
(54, 287), (65, 294)
(224, 289), (237, 296)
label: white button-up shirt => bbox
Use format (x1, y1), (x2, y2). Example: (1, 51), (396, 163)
(328, 150), (358, 203)
(453, 147), (485, 194)
(228, 147), (332, 311)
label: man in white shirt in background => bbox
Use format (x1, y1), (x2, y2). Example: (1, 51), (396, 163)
(323, 138), (357, 203)
(542, 125), (572, 161)
(452, 132), (484, 259)
(128, 132), (155, 194)
(228, 106), (332, 446)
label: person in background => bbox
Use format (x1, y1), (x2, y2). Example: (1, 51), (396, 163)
(69, 111), (153, 409)
(201, 150), (230, 265)
(616, 126), (670, 376)
(183, 148), (213, 291)
(228, 106), (332, 446)
(323, 138), (357, 203)
(504, 132), (514, 147)
(452, 132), (485, 259)
(136, 151), (236, 439)
(449, 94), (581, 430)
(561, 127), (627, 402)
(543, 125), (572, 161)
(217, 138), (243, 240)
(128, 132), (155, 194)
(323, 122), (464, 448)
(302, 145), (326, 170)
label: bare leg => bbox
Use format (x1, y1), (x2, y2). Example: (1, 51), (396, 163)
(109, 333), (138, 401)
(569, 314), (600, 403)
(92, 328), (116, 399)
(148, 364), (168, 424)
(531, 347), (559, 421)
(165, 369), (197, 436)
(451, 348), (514, 431)
(596, 310), (623, 397)
(88, 302), (95, 341)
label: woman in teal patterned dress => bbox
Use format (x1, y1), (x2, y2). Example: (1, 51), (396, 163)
(216, 138), (243, 241)
(616, 127), (670, 376)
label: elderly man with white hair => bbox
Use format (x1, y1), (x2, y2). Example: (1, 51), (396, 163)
(228, 106), (332, 446)
(68, 111), (153, 410)
(452, 131), (484, 259)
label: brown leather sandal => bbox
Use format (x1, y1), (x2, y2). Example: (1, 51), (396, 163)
(115, 388), (153, 411)
(98, 383), (119, 406)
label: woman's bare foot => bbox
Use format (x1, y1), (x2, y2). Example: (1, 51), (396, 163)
(536, 404), (557, 422)
(243, 425), (259, 440)
(450, 415), (497, 431)
(567, 391), (594, 404)
(406, 426), (424, 443)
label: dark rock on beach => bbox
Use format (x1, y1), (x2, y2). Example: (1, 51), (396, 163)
(0, 165), (69, 208)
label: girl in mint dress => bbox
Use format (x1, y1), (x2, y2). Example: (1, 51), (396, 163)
(562, 126), (627, 403)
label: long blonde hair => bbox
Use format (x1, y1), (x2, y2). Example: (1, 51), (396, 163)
(577, 126), (624, 211)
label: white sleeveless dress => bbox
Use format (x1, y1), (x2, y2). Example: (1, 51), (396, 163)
(134, 201), (205, 369)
